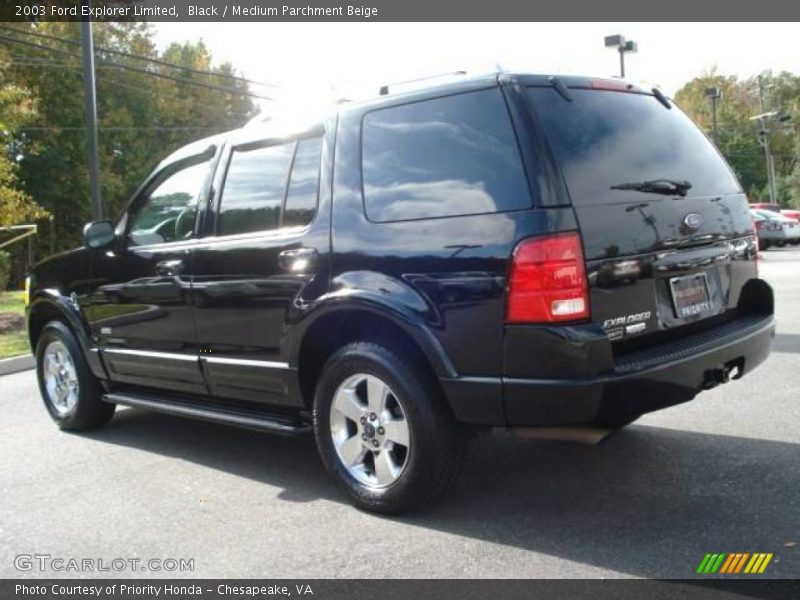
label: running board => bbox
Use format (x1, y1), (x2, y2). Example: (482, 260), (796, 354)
(102, 392), (311, 435)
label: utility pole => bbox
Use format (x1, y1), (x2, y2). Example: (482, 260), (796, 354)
(704, 87), (721, 146)
(81, 7), (103, 220)
(755, 75), (778, 204)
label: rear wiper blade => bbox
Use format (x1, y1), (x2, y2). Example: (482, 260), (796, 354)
(610, 178), (692, 197)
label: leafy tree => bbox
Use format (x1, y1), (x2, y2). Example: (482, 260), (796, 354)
(675, 69), (767, 195)
(0, 47), (47, 228)
(675, 69), (800, 207)
(2, 22), (256, 257)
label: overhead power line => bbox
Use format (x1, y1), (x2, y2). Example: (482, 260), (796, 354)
(0, 33), (274, 102)
(0, 24), (278, 90)
(2, 60), (253, 120)
(17, 126), (229, 132)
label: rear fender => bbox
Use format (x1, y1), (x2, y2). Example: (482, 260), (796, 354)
(286, 271), (456, 378)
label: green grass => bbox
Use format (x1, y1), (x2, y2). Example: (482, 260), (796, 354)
(0, 291), (30, 359)
(0, 291), (25, 315)
(0, 331), (29, 358)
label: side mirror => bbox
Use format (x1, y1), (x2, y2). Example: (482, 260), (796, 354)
(83, 220), (116, 249)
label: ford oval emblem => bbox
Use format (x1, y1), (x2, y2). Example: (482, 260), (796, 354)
(683, 213), (703, 230)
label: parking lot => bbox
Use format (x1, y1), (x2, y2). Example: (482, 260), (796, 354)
(1, 248), (798, 579)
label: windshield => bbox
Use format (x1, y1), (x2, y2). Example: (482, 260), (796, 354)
(527, 88), (742, 205)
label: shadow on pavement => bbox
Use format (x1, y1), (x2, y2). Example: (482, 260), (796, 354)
(773, 333), (800, 354)
(86, 408), (800, 578)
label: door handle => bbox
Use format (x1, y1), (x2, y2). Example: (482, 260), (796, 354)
(278, 248), (318, 272)
(155, 259), (184, 276)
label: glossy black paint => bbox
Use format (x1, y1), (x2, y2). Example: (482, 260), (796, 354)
(27, 72), (775, 428)
(189, 125), (333, 406)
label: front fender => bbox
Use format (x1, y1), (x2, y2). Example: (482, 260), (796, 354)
(28, 292), (106, 379)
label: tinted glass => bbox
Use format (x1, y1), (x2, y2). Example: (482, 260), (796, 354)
(128, 158), (211, 246)
(283, 137), (322, 227)
(527, 88), (741, 204)
(218, 142), (294, 236)
(362, 88), (530, 222)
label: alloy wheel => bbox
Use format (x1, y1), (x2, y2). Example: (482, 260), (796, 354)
(329, 373), (411, 488)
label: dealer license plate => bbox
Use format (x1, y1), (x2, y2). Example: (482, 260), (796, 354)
(670, 272), (712, 319)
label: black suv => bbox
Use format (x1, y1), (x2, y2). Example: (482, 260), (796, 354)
(27, 73), (775, 513)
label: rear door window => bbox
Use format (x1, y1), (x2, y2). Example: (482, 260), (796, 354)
(217, 142), (294, 236)
(526, 87), (741, 204)
(362, 88), (531, 222)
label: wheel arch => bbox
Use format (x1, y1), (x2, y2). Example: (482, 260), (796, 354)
(27, 294), (106, 379)
(291, 302), (456, 409)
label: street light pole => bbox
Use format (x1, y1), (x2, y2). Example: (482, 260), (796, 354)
(604, 34), (638, 79)
(81, 7), (103, 220)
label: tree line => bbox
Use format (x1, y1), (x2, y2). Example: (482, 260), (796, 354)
(2, 25), (800, 289)
(0, 22), (257, 286)
(675, 68), (799, 204)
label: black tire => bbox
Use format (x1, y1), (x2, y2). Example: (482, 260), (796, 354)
(35, 320), (115, 431)
(313, 342), (465, 514)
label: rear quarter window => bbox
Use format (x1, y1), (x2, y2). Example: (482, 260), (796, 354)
(361, 88), (531, 222)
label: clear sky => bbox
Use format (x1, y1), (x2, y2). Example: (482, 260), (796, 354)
(153, 22), (799, 114)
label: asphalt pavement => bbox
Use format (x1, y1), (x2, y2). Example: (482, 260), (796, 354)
(1, 247), (798, 579)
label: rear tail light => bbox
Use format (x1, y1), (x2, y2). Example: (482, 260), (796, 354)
(754, 220), (764, 231)
(506, 232), (590, 323)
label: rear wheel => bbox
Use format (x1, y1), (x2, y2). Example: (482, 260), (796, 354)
(313, 342), (465, 513)
(35, 321), (115, 431)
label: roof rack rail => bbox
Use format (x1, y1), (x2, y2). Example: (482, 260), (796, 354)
(379, 70), (467, 96)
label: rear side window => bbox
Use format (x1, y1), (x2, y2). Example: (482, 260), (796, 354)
(218, 142), (294, 236)
(283, 137), (322, 227)
(362, 88), (530, 222)
(527, 87), (741, 204)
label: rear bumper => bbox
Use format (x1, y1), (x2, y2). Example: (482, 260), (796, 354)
(442, 278), (775, 427)
(502, 312), (775, 426)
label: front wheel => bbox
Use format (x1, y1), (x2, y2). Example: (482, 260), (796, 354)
(35, 321), (115, 431)
(313, 342), (465, 513)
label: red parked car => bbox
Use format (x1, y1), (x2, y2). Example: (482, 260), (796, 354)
(749, 202), (782, 212)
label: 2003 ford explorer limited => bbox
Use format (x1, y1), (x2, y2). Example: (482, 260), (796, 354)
(26, 73), (775, 513)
